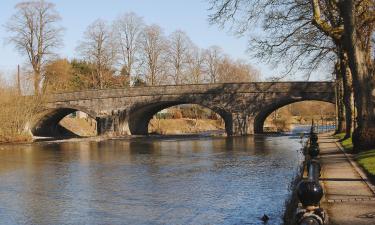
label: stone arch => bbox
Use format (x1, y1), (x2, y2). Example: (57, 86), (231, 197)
(127, 101), (233, 135)
(32, 105), (97, 137)
(253, 97), (335, 134)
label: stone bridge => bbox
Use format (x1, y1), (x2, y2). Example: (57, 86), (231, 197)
(32, 82), (336, 137)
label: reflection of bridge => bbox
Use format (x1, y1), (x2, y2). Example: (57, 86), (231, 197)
(32, 82), (335, 137)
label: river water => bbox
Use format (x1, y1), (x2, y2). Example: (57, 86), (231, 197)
(0, 134), (305, 225)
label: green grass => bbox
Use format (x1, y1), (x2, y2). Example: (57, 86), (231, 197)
(334, 133), (346, 140)
(341, 137), (353, 152)
(334, 132), (375, 177)
(356, 149), (375, 177)
(334, 133), (353, 152)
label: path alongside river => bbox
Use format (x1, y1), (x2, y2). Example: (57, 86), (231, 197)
(319, 135), (375, 225)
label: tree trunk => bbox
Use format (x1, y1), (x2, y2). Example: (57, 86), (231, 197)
(339, 57), (354, 139)
(34, 70), (41, 95)
(340, 0), (375, 151)
(335, 63), (345, 134)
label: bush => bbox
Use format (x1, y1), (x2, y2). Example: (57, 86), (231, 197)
(0, 88), (44, 143)
(172, 110), (183, 119)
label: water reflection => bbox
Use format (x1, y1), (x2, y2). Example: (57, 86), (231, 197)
(0, 135), (303, 225)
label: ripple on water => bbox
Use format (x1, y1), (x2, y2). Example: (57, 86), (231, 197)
(0, 135), (304, 225)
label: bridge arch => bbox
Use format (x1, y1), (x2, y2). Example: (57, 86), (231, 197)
(253, 96), (335, 133)
(32, 105), (97, 137)
(127, 101), (233, 135)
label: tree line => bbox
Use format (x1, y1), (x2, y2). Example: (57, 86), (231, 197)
(209, 0), (374, 151)
(4, 1), (260, 94)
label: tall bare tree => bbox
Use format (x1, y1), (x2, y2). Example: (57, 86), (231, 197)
(338, 0), (375, 149)
(209, 0), (336, 78)
(5, 0), (64, 94)
(113, 12), (144, 86)
(205, 46), (223, 83)
(208, 0), (375, 149)
(310, 0), (374, 149)
(167, 30), (193, 84)
(139, 25), (167, 85)
(187, 46), (207, 84)
(77, 19), (117, 89)
(218, 58), (260, 82)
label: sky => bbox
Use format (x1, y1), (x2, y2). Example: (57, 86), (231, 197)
(0, 0), (330, 81)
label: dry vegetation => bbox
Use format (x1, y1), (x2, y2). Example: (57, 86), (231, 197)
(0, 84), (44, 143)
(149, 118), (224, 135)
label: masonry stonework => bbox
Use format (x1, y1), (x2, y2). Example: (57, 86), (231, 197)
(32, 82), (335, 137)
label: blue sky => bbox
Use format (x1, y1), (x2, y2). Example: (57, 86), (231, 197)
(0, 0), (329, 81)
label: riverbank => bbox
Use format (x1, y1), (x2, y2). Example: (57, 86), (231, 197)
(0, 134), (32, 144)
(319, 134), (375, 225)
(149, 118), (224, 134)
(60, 117), (224, 136)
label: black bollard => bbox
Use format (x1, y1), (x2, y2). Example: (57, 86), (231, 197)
(308, 144), (320, 158)
(298, 214), (323, 225)
(310, 133), (318, 145)
(309, 120), (318, 144)
(296, 179), (323, 208)
(296, 159), (325, 224)
(307, 159), (321, 181)
(297, 159), (323, 207)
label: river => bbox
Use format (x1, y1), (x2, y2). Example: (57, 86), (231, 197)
(0, 133), (306, 225)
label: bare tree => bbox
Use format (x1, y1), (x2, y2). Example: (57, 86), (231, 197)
(167, 30), (193, 84)
(77, 19), (117, 89)
(218, 58), (260, 82)
(338, 0), (375, 148)
(209, 0), (336, 78)
(205, 46), (223, 83)
(187, 46), (207, 84)
(139, 25), (168, 85)
(209, 0), (375, 149)
(113, 12), (144, 86)
(5, 0), (64, 94)
(310, 0), (375, 149)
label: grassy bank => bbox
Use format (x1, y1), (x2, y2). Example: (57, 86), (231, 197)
(334, 133), (375, 179)
(149, 118), (224, 135)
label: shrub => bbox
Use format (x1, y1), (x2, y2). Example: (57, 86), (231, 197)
(172, 110), (183, 119)
(0, 88), (44, 143)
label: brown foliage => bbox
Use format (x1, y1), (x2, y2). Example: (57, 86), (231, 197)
(43, 59), (73, 92)
(218, 57), (260, 83)
(0, 86), (44, 143)
(171, 109), (183, 119)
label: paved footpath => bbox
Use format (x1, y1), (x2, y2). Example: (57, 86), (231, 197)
(318, 134), (375, 225)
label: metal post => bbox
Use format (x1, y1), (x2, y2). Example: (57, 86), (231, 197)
(308, 159), (321, 181)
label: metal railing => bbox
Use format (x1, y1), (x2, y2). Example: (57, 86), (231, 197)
(295, 125), (325, 225)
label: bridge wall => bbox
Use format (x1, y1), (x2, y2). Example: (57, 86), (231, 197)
(33, 82), (335, 137)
